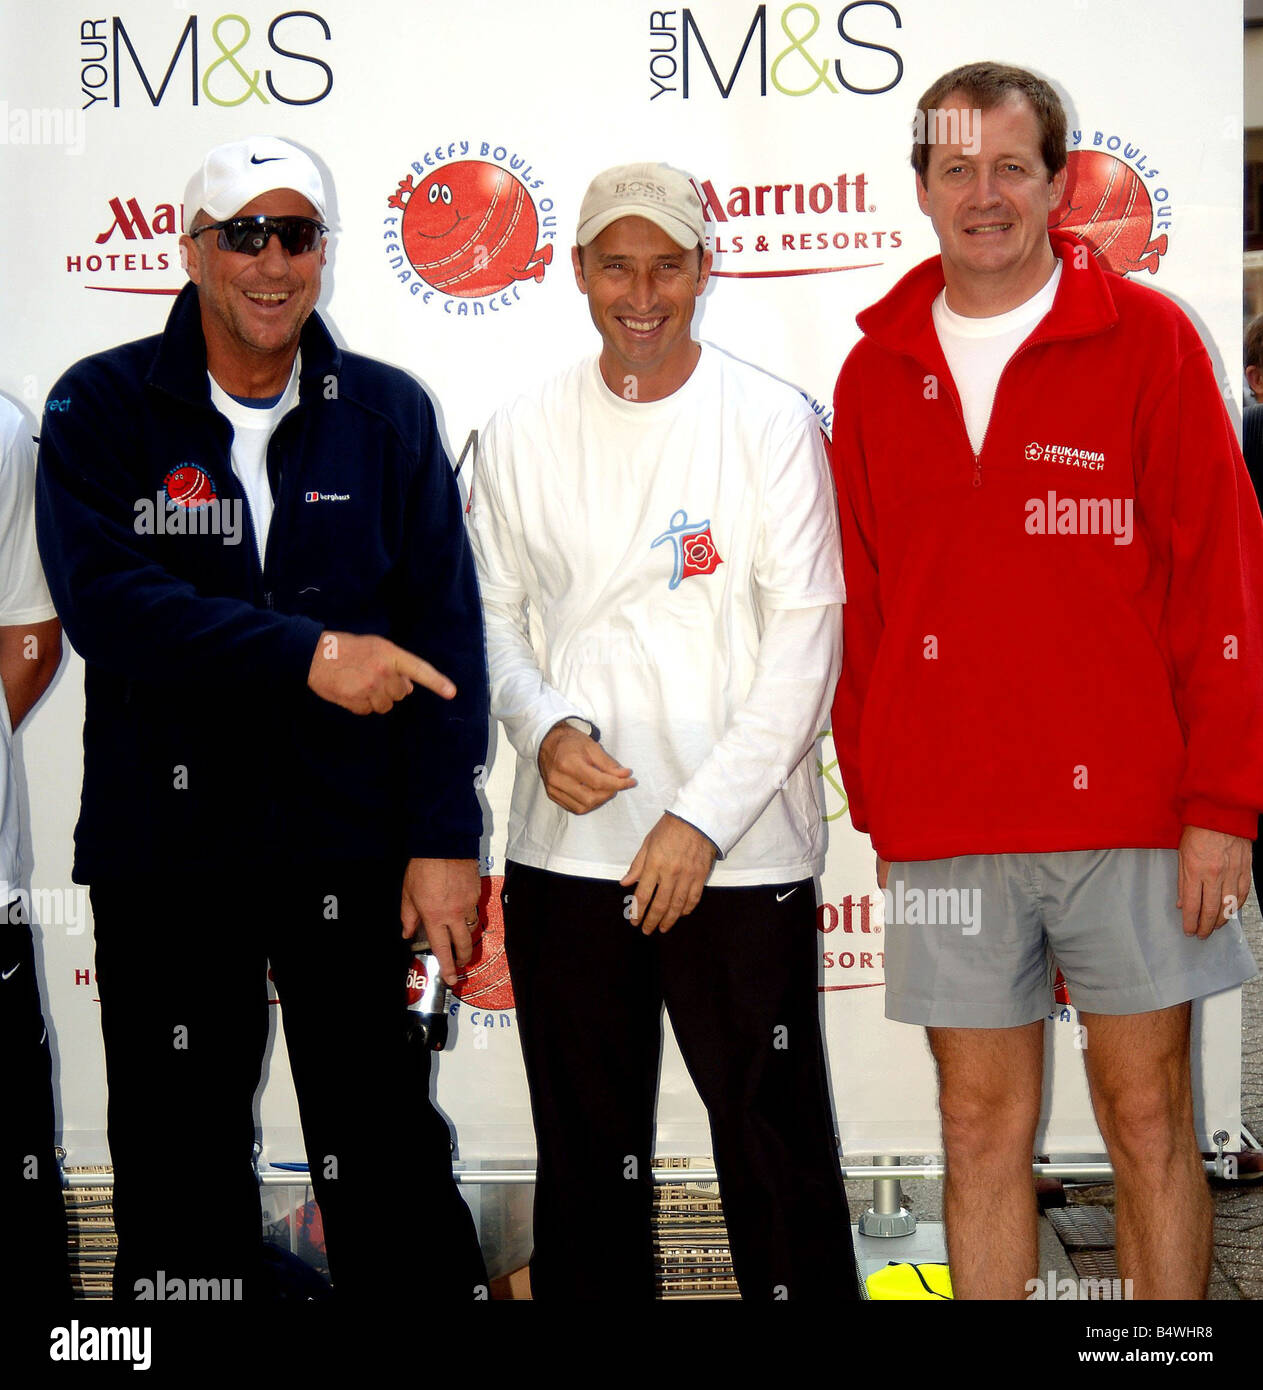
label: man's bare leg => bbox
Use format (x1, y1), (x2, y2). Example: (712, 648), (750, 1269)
(1078, 1003), (1211, 1299)
(928, 1020), (1044, 1299)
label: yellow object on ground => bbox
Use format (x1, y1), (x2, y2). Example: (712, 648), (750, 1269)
(865, 1261), (954, 1300)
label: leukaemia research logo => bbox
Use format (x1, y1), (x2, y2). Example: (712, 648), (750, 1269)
(1020, 446), (1132, 546)
(383, 142), (555, 316)
(1024, 441), (1106, 471)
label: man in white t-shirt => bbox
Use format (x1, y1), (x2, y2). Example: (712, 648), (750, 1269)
(831, 63), (1263, 1299)
(0, 396), (67, 1300)
(468, 163), (858, 1301)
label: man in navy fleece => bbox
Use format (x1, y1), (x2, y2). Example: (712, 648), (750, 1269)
(36, 137), (488, 1299)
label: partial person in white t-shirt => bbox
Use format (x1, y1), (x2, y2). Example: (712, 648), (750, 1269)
(468, 163), (859, 1302)
(0, 395), (68, 1300)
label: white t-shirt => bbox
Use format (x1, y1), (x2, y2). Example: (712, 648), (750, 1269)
(0, 398), (57, 895)
(208, 357), (300, 567)
(469, 344), (845, 886)
(933, 262), (1061, 453)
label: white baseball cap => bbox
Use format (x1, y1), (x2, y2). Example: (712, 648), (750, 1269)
(184, 136), (327, 224)
(576, 162), (704, 249)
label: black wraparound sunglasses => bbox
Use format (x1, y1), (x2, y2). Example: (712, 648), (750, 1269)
(188, 215), (327, 257)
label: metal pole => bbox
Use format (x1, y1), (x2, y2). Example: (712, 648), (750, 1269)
(857, 1154), (916, 1237)
(58, 1158), (1233, 1186)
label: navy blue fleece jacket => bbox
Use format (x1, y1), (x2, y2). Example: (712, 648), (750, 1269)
(35, 284), (487, 879)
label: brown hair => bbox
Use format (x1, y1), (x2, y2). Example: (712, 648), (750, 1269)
(911, 62), (1067, 183)
(1246, 314), (1263, 372)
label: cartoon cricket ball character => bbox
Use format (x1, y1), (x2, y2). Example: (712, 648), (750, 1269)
(451, 874), (516, 1011)
(1048, 150), (1168, 277)
(164, 464), (216, 507)
(390, 160), (553, 298)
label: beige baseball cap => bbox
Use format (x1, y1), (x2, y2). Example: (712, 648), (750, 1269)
(184, 136), (327, 223)
(576, 162), (704, 249)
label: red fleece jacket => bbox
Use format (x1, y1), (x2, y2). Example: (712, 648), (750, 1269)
(830, 231), (1263, 862)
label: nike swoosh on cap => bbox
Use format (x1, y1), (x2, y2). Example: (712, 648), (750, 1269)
(250, 155), (284, 165)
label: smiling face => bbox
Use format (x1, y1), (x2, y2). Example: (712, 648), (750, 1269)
(182, 189), (325, 396)
(916, 92), (1066, 317)
(411, 173), (460, 239)
(572, 216), (711, 402)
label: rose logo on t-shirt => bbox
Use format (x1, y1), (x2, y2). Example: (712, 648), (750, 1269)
(651, 509), (724, 589)
(681, 530), (721, 578)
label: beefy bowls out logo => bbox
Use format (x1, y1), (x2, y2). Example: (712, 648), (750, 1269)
(458, 874), (515, 1011)
(383, 141), (555, 318)
(163, 464), (216, 506)
(1049, 133), (1172, 277)
(404, 874), (516, 1036)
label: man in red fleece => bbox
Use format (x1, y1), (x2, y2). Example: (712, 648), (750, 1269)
(831, 62), (1263, 1299)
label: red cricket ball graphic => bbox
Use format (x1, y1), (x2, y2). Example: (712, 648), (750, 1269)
(389, 161), (552, 298)
(1049, 150), (1168, 276)
(452, 874), (516, 1010)
(163, 464), (216, 507)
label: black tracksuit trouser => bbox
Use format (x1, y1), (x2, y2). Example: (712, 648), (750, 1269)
(1, 899), (72, 1301)
(502, 860), (859, 1302)
(90, 864), (487, 1300)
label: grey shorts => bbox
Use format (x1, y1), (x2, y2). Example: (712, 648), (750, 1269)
(883, 849), (1258, 1028)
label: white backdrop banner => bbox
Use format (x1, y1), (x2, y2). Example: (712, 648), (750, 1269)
(1, 0), (1245, 1165)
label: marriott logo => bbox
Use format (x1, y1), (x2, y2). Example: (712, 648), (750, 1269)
(66, 194), (184, 286)
(94, 196), (187, 242)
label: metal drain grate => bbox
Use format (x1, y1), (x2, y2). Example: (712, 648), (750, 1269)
(654, 1169), (739, 1299)
(1046, 1204), (1116, 1250)
(65, 1168), (117, 1299)
(1067, 1248), (1131, 1298)
(64, 1164), (745, 1301)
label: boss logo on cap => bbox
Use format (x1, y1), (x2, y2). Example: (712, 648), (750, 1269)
(615, 181), (668, 200)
